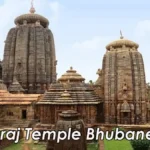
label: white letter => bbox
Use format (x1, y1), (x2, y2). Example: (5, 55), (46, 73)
(125, 131), (135, 140)
(87, 128), (94, 140)
(136, 131), (144, 140)
(67, 128), (71, 140)
(0, 131), (6, 140)
(42, 131), (56, 140)
(96, 128), (104, 140)
(115, 128), (124, 140)
(146, 131), (150, 140)
(72, 131), (81, 140)
(6, 130), (16, 141)
(105, 131), (114, 140)
(14, 128), (20, 143)
(32, 131), (41, 140)
(25, 128), (33, 140)
(57, 131), (67, 143)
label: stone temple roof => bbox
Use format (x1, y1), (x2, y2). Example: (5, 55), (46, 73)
(8, 78), (25, 93)
(37, 82), (102, 105)
(14, 6), (49, 28)
(106, 36), (139, 50)
(0, 80), (40, 105)
(0, 93), (40, 105)
(58, 67), (85, 83)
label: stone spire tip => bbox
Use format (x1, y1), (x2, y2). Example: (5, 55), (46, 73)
(120, 30), (124, 39)
(30, 0), (36, 14)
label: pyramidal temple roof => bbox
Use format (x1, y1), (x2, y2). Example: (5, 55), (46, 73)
(58, 67), (85, 83)
(37, 83), (102, 105)
(8, 78), (25, 93)
(37, 67), (101, 105)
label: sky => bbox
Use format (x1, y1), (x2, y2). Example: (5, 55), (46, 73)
(0, 0), (150, 82)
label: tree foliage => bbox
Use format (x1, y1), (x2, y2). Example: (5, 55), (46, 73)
(131, 139), (150, 150)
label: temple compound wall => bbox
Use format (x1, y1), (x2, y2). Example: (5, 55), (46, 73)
(0, 105), (34, 120)
(0, 80), (40, 127)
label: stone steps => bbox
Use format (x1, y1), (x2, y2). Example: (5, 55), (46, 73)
(0, 119), (34, 128)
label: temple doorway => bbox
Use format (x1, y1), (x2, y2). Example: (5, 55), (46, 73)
(121, 112), (130, 124)
(22, 110), (27, 119)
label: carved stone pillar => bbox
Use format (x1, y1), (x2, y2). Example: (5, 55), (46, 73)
(141, 101), (146, 123)
(105, 101), (109, 123)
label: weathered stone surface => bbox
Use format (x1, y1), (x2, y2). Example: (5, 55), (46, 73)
(46, 110), (87, 150)
(36, 67), (102, 124)
(0, 85), (40, 127)
(102, 36), (147, 124)
(8, 77), (25, 93)
(2, 9), (57, 94)
(1, 6), (150, 127)
(0, 80), (7, 91)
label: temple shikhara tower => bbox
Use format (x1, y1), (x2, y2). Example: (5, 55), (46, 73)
(103, 33), (147, 124)
(2, 3), (57, 94)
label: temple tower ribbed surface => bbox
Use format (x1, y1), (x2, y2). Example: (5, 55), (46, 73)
(2, 6), (57, 94)
(103, 35), (147, 124)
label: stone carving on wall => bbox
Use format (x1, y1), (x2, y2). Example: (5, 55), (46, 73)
(15, 59), (23, 81)
(117, 79), (134, 124)
(121, 101), (131, 112)
(95, 69), (103, 84)
(118, 79), (132, 101)
(35, 20), (41, 26)
(23, 20), (27, 25)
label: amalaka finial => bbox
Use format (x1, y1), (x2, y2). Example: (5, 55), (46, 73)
(30, 0), (36, 14)
(120, 30), (124, 39)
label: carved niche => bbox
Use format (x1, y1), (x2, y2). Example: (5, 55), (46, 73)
(118, 79), (133, 101)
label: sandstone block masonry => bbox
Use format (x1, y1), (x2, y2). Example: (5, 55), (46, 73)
(2, 8), (57, 94)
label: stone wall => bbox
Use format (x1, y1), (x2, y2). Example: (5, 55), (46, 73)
(36, 104), (100, 124)
(0, 105), (35, 123)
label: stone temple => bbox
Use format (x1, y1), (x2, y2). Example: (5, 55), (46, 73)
(36, 67), (102, 125)
(0, 5), (149, 127)
(103, 34), (147, 124)
(2, 5), (57, 94)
